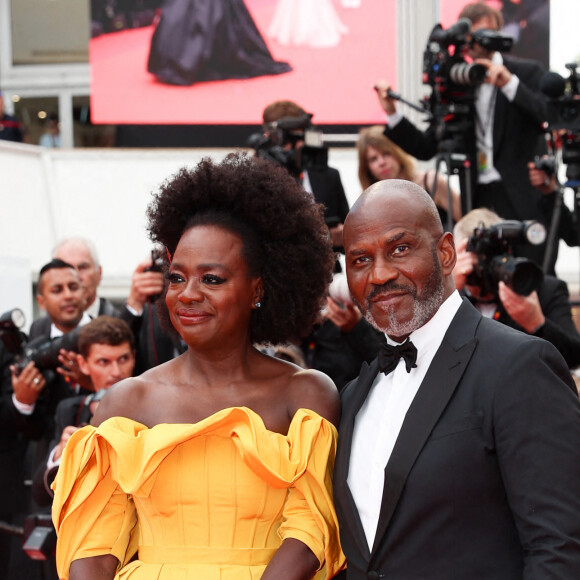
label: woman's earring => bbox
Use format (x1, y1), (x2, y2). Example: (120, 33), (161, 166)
(255, 302), (261, 308)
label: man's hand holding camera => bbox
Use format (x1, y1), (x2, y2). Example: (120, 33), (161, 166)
(324, 296), (362, 333)
(475, 58), (513, 88)
(126, 257), (165, 314)
(56, 349), (93, 391)
(10, 361), (46, 405)
(453, 238), (546, 333)
(496, 282), (545, 334)
(527, 158), (557, 195)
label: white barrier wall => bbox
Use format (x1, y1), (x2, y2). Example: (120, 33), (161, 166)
(1, 141), (578, 321)
(0, 142), (362, 306)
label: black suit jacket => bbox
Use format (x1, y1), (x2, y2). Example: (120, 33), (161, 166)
(306, 166), (350, 226)
(0, 345), (47, 518)
(334, 299), (580, 579)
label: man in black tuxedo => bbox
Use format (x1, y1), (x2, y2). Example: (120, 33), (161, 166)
(376, 2), (550, 268)
(333, 179), (580, 579)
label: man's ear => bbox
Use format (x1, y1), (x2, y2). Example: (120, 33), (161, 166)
(77, 353), (90, 377)
(36, 293), (46, 312)
(438, 232), (457, 275)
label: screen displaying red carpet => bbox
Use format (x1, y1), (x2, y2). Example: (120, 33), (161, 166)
(89, 0), (397, 125)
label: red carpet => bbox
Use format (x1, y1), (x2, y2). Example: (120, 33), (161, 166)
(90, 0), (397, 124)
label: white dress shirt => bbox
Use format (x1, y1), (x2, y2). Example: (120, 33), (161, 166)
(347, 290), (463, 549)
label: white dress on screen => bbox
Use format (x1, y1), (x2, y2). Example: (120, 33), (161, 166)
(268, 0), (348, 48)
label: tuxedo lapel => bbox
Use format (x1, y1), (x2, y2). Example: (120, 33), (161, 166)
(335, 359), (380, 561)
(371, 301), (480, 554)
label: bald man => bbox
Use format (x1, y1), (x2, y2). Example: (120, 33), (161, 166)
(333, 179), (580, 579)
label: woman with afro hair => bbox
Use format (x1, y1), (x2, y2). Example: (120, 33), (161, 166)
(52, 153), (346, 580)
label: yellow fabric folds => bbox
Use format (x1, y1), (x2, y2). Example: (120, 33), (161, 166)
(52, 407), (345, 579)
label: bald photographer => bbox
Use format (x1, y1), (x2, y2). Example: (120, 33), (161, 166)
(453, 208), (580, 371)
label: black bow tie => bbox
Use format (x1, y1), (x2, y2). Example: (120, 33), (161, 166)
(378, 339), (418, 375)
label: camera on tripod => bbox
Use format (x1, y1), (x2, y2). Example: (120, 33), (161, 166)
(540, 62), (580, 182)
(247, 113), (328, 179)
(466, 220), (546, 299)
(421, 18), (513, 149)
(0, 308), (80, 375)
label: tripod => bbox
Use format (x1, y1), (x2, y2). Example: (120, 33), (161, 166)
(433, 151), (474, 232)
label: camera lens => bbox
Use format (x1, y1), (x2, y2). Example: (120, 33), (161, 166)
(448, 62), (486, 86)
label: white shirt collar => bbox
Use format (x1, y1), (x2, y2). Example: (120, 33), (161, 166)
(50, 311), (92, 339)
(385, 290), (463, 358)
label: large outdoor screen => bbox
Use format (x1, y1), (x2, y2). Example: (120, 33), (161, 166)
(89, 0), (397, 125)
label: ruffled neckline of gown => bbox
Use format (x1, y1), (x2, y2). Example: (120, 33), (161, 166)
(61, 407), (338, 496)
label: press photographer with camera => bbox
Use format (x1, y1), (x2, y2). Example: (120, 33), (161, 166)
(528, 155), (579, 269)
(0, 260), (90, 579)
(251, 100), (350, 256)
(30, 316), (136, 509)
(376, 2), (550, 269)
(453, 208), (580, 370)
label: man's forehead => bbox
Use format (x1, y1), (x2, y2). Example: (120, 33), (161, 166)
(88, 341), (132, 358)
(43, 267), (80, 285)
(57, 242), (94, 264)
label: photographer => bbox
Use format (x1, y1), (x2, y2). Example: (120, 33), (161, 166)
(31, 316), (135, 508)
(258, 100), (350, 254)
(453, 208), (580, 370)
(528, 157), (579, 270)
(51, 238), (175, 373)
(0, 342), (48, 578)
(377, 2), (550, 268)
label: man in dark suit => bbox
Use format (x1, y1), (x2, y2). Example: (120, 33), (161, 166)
(376, 2), (550, 268)
(261, 100), (350, 255)
(31, 316), (135, 507)
(50, 237), (173, 373)
(333, 179), (580, 579)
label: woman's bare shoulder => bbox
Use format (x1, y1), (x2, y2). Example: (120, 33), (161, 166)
(91, 361), (176, 427)
(286, 366), (341, 427)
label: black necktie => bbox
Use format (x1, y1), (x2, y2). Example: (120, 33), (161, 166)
(378, 339), (418, 375)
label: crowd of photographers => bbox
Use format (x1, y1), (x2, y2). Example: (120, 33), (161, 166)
(1, 1), (580, 577)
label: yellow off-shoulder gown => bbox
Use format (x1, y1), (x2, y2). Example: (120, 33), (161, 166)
(52, 407), (345, 579)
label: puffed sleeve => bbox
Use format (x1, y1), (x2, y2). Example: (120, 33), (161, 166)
(278, 412), (346, 579)
(52, 425), (138, 580)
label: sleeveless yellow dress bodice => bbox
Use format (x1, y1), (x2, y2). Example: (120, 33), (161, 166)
(52, 407), (345, 579)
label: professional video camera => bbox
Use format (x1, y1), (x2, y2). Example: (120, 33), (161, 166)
(421, 18), (513, 151)
(247, 113), (328, 179)
(0, 308), (80, 375)
(540, 62), (580, 182)
(466, 220), (546, 299)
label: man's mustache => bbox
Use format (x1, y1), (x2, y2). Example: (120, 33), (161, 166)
(367, 282), (416, 302)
